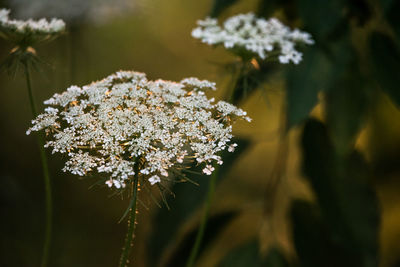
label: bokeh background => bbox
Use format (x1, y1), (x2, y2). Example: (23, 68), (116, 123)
(1, 0), (400, 266)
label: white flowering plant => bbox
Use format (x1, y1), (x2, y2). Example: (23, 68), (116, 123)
(0, 8), (66, 267)
(192, 13), (314, 64)
(26, 70), (250, 267)
(0, 8), (65, 76)
(0, 8), (65, 47)
(7, 0), (137, 25)
(27, 70), (250, 190)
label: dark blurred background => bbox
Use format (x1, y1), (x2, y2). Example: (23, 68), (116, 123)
(0, 0), (400, 266)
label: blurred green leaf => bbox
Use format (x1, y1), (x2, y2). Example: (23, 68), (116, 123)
(147, 138), (251, 267)
(325, 64), (369, 156)
(290, 199), (359, 267)
(286, 37), (354, 130)
(384, 0), (400, 39)
(297, 0), (345, 41)
(380, 0), (396, 12)
(218, 239), (262, 267)
(219, 240), (290, 267)
(164, 210), (238, 267)
(209, 0), (239, 18)
(346, 0), (371, 26)
(301, 119), (380, 266)
(285, 47), (330, 129)
(369, 32), (400, 107)
(263, 246), (290, 267)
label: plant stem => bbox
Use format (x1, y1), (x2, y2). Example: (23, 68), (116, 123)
(186, 62), (243, 267)
(23, 62), (53, 267)
(185, 166), (218, 267)
(119, 172), (140, 267)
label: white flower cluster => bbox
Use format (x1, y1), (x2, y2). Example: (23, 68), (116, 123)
(7, 0), (136, 25)
(0, 8), (65, 44)
(27, 71), (250, 189)
(192, 13), (314, 64)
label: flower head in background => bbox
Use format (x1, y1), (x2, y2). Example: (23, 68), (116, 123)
(192, 13), (314, 64)
(7, 0), (137, 26)
(0, 8), (65, 47)
(27, 71), (251, 189)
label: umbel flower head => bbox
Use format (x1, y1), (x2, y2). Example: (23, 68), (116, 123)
(192, 13), (314, 64)
(0, 8), (65, 47)
(7, 0), (137, 26)
(27, 71), (251, 189)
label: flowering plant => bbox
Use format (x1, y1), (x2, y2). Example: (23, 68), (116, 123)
(192, 13), (314, 64)
(27, 71), (250, 189)
(0, 8), (65, 47)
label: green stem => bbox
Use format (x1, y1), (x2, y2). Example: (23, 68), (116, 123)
(23, 62), (53, 267)
(119, 172), (140, 267)
(224, 61), (245, 103)
(186, 62), (243, 267)
(24, 61), (37, 116)
(185, 166), (218, 267)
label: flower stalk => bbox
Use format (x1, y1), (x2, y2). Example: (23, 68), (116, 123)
(186, 164), (218, 267)
(23, 60), (53, 267)
(119, 161), (140, 267)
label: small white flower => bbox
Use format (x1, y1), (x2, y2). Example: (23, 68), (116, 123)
(228, 143), (237, 152)
(28, 71), (250, 188)
(192, 13), (314, 64)
(105, 179), (113, 187)
(202, 164), (215, 175)
(0, 8), (65, 46)
(148, 175), (161, 185)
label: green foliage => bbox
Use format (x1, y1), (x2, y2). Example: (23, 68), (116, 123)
(300, 119), (380, 266)
(165, 211), (238, 267)
(290, 199), (360, 267)
(297, 0), (345, 41)
(285, 47), (330, 129)
(218, 240), (289, 267)
(218, 239), (262, 267)
(379, 0), (395, 11)
(285, 28), (354, 129)
(209, 0), (239, 17)
(346, 0), (371, 26)
(263, 246), (290, 267)
(369, 32), (400, 108)
(384, 0), (400, 39)
(325, 63), (370, 156)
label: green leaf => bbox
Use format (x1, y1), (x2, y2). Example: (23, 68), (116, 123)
(369, 32), (400, 107)
(263, 246), (290, 267)
(285, 47), (330, 129)
(209, 0), (239, 18)
(346, 0), (372, 26)
(218, 240), (290, 267)
(380, 0), (396, 12)
(286, 36), (354, 130)
(164, 210), (238, 267)
(297, 0), (345, 41)
(384, 0), (400, 39)
(218, 239), (262, 267)
(300, 119), (380, 266)
(325, 64), (370, 156)
(147, 138), (251, 267)
(290, 199), (360, 267)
